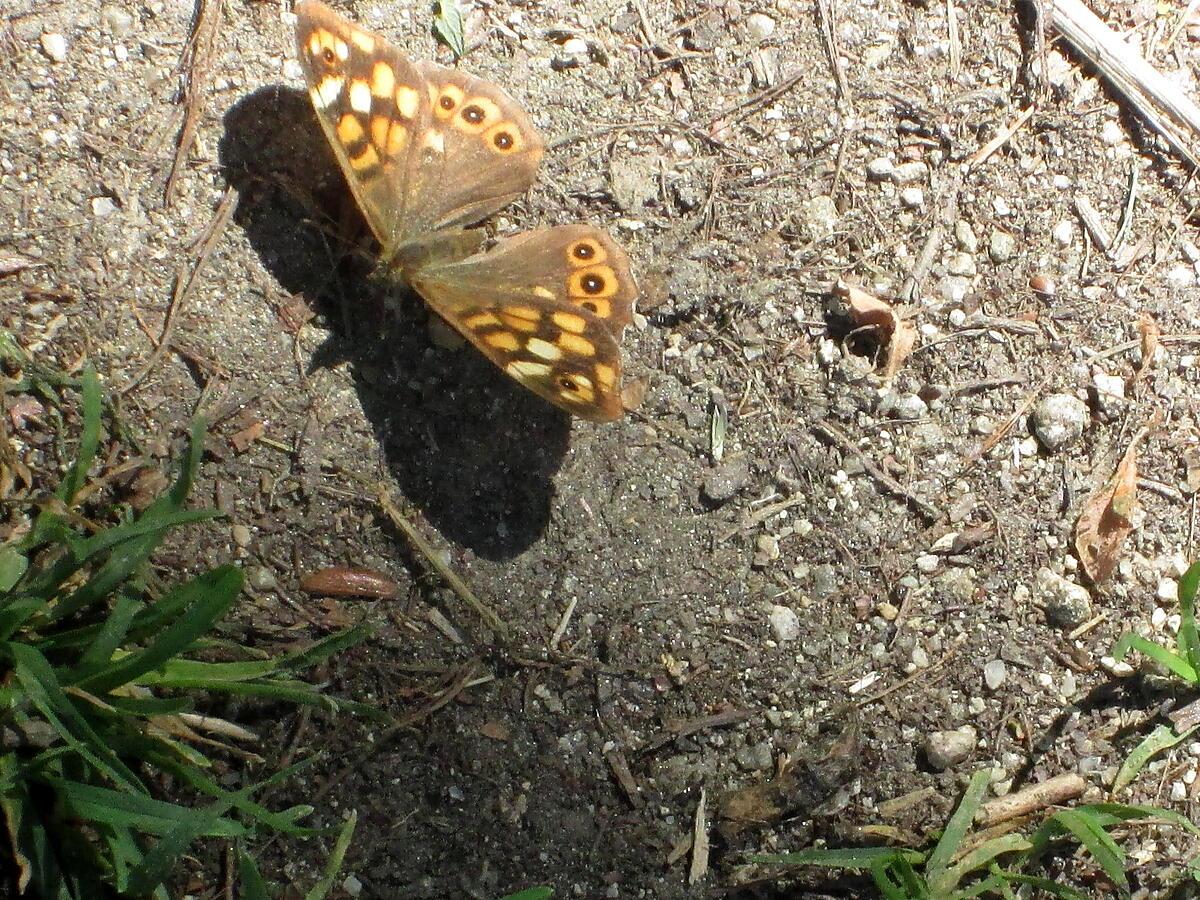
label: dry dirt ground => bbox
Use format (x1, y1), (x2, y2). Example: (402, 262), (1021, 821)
(4, 0), (1200, 896)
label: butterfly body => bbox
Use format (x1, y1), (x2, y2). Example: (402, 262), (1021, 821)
(293, 1), (636, 421)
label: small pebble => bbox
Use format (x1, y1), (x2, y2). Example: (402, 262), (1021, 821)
(924, 726), (977, 771)
(40, 32), (68, 62)
(1036, 567), (1092, 629)
(892, 161), (928, 185)
(983, 659), (1007, 690)
(101, 4), (135, 35)
(1091, 370), (1125, 416)
(1157, 578), (1179, 603)
(342, 875), (363, 898)
(1052, 220), (1074, 247)
(768, 604), (800, 642)
(1031, 393), (1088, 452)
(947, 252), (976, 277)
(231, 523), (251, 547)
(955, 220), (978, 252)
(1101, 120), (1124, 145)
(702, 456), (752, 503)
(900, 186), (924, 208)
(989, 230), (1017, 262)
(866, 157), (895, 180)
(1029, 273), (1056, 295)
(91, 196), (117, 217)
(746, 12), (776, 39)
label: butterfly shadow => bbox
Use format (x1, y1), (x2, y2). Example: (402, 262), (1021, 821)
(218, 86), (569, 560)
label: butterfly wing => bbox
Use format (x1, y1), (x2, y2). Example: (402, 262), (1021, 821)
(294, 2), (543, 256)
(410, 225), (637, 421)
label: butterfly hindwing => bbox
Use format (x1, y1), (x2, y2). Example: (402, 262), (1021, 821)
(409, 226), (636, 421)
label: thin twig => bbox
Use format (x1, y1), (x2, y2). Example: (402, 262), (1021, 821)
(164, 0), (223, 203)
(813, 420), (941, 522)
(119, 186), (239, 394)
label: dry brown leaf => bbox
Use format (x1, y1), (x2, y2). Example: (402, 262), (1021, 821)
(838, 281), (916, 379)
(1075, 425), (1150, 583)
(883, 319), (917, 381)
(621, 375), (649, 413)
(478, 720), (510, 741)
(0, 251), (39, 277)
(229, 421), (264, 453)
(1137, 311), (1159, 373)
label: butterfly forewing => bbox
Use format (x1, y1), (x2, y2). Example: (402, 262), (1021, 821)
(294, 1), (428, 251)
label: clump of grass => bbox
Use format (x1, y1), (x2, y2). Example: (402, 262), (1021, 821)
(752, 768), (1199, 898)
(0, 362), (374, 897)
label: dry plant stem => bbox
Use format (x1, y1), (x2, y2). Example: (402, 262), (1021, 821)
(975, 772), (1086, 826)
(688, 788), (709, 885)
(120, 187), (239, 395)
(374, 486), (510, 641)
(813, 420), (941, 522)
(815, 0), (853, 112)
(310, 660), (482, 808)
(966, 106), (1036, 170)
(165, 0), (223, 203)
(1050, 0), (1200, 167)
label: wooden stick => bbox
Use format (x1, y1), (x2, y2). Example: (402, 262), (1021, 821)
(1050, 0), (1200, 167)
(975, 773), (1086, 826)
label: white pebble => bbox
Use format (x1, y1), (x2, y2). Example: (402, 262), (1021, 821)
(768, 605), (799, 642)
(746, 12), (776, 39)
(1101, 120), (1125, 145)
(900, 186), (924, 208)
(1052, 220), (1074, 247)
(91, 196), (117, 217)
(948, 308), (967, 327)
(40, 32), (68, 63)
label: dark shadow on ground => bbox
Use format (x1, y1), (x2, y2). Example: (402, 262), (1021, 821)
(217, 86), (568, 559)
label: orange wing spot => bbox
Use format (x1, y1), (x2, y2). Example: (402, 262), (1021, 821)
(395, 85), (421, 120)
(484, 330), (521, 351)
(500, 313), (540, 333)
(567, 238), (607, 266)
(575, 297), (611, 318)
(503, 305), (541, 322)
(484, 122), (523, 155)
(568, 265), (618, 299)
(453, 97), (500, 133)
(371, 61), (395, 98)
(526, 338), (562, 361)
(386, 121), (407, 156)
(558, 332), (597, 358)
(349, 79), (373, 114)
(464, 312), (502, 329)
(434, 84), (465, 119)
(593, 363), (616, 391)
(370, 115), (391, 151)
(506, 360), (554, 381)
(551, 311), (587, 334)
(337, 113), (365, 145)
(348, 27), (376, 54)
(349, 143), (381, 171)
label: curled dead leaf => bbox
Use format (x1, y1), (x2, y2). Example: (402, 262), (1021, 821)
(1074, 425), (1150, 583)
(1137, 312), (1159, 373)
(837, 281), (916, 379)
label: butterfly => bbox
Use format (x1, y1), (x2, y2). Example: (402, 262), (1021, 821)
(293, 1), (637, 421)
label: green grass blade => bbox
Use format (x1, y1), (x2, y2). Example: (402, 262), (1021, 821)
(76, 593), (141, 674)
(124, 760), (308, 896)
(73, 565), (243, 694)
(7, 641), (147, 792)
(0, 755), (71, 899)
(0, 598), (52, 641)
(238, 849), (273, 900)
(500, 890), (554, 900)
(1049, 808), (1128, 897)
(872, 854), (929, 900)
(1113, 725), (1200, 793)
(983, 873), (1089, 899)
(931, 834), (1031, 895)
(305, 810), (357, 900)
(1080, 802), (1200, 836)
(1178, 560), (1200, 675)
(52, 778), (246, 838)
(278, 623), (373, 672)
(1110, 633), (1197, 682)
(751, 847), (926, 869)
(0, 546), (29, 593)
(926, 768), (990, 879)
(56, 366), (101, 506)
